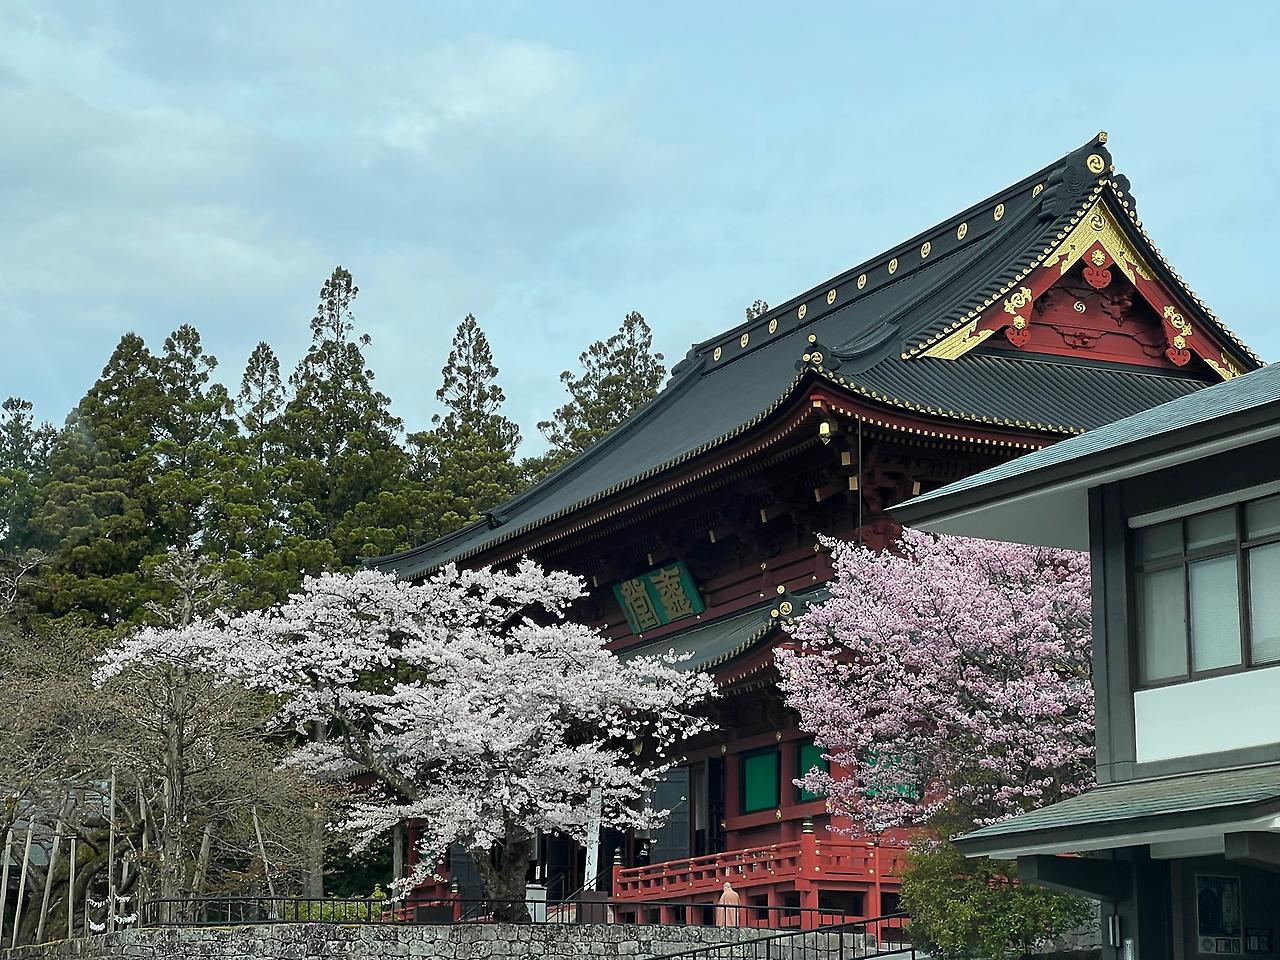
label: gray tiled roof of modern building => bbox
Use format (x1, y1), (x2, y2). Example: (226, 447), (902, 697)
(958, 762), (1280, 853)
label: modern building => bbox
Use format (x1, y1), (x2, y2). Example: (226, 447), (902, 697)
(370, 133), (1260, 923)
(897, 362), (1280, 957)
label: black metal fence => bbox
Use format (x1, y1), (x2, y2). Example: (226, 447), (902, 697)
(658, 913), (914, 959)
(140, 894), (901, 935)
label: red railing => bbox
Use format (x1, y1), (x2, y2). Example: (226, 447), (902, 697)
(612, 835), (907, 917)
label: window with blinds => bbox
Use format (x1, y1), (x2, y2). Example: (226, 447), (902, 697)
(1135, 493), (1280, 686)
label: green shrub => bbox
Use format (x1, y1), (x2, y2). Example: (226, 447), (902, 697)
(900, 840), (1093, 959)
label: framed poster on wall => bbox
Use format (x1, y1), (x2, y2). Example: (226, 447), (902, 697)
(1245, 929), (1273, 954)
(1197, 874), (1243, 955)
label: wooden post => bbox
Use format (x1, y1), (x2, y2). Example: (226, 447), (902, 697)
(67, 830), (77, 941)
(870, 837), (882, 918)
(610, 851), (623, 903)
(137, 785), (148, 918)
(189, 821), (214, 920)
(36, 818), (65, 943)
(107, 769), (117, 933)
(12, 822), (35, 948)
(391, 823), (404, 885)
(584, 788), (603, 891)
(0, 827), (13, 947)
(251, 806), (277, 899)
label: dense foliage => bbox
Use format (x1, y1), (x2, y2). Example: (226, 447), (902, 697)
(900, 842), (1095, 960)
(0, 265), (667, 631)
(777, 530), (1096, 957)
(0, 550), (329, 943)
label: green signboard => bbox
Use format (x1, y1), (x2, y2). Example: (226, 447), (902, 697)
(612, 560), (706, 634)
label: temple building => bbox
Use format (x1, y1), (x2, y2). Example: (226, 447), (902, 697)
(370, 133), (1260, 923)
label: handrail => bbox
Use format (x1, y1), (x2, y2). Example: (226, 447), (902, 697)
(557, 868), (612, 903)
(613, 836), (910, 904)
(657, 912), (914, 959)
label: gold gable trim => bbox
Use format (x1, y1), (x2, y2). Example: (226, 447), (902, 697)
(1044, 198), (1155, 284)
(1204, 354), (1245, 381)
(921, 198), (1157, 362)
(921, 319), (995, 359)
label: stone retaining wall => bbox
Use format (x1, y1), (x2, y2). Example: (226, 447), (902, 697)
(0, 923), (869, 960)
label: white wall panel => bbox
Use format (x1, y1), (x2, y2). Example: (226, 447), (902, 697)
(1134, 665), (1280, 763)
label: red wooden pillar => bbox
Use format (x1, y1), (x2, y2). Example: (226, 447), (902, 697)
(778, 737), (798, 827)
(765, 884), (781, 928)
(723, 751), (740, 818)
(869, 838), (882, 917)
(798, 820), (819, 930)
(722, 750), (741, 851)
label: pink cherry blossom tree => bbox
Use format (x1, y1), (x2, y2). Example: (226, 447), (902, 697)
(99, 559), (715, 919)
(776, 529), (1094, 834)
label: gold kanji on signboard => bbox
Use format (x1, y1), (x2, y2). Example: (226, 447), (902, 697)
(618, 578), (662, 631)
(612, 560), (706, 635)
(651, 565), (696, 619)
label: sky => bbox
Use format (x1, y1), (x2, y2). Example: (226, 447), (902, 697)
(2, 1), (1278, 455)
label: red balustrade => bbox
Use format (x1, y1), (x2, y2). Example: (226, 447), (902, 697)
(611, 834), (905, 928)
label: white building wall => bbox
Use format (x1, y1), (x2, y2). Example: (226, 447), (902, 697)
(1134, 665), (1280, 763)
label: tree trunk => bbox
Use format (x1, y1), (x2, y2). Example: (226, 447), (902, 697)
(161, 679), (186, 901)
(251, 806), (277, 900)
(476, 830), (534, 923)
(303, 719), (327, 898)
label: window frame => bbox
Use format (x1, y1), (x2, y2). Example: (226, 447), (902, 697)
(1132, 496), (1280, 689)
(795, 740), (829, 803)
(738, 747), (781, 814)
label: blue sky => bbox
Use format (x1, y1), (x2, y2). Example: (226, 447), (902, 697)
(3, 1), (1277, 454)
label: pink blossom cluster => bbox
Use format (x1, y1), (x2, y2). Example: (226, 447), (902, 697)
(776, 529), (1094, 833)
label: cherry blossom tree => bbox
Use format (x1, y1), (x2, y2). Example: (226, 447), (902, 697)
(102, 560), (715, 919)
(776, 529), (1094, 834)
(777, 531), (1095, 955)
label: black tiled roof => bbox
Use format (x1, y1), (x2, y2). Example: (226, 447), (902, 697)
(896, 361), (1280, 527)
(617, 587), (829, 675)
(851, 353), (1207, 433)
(372, 135), (1255, 577)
